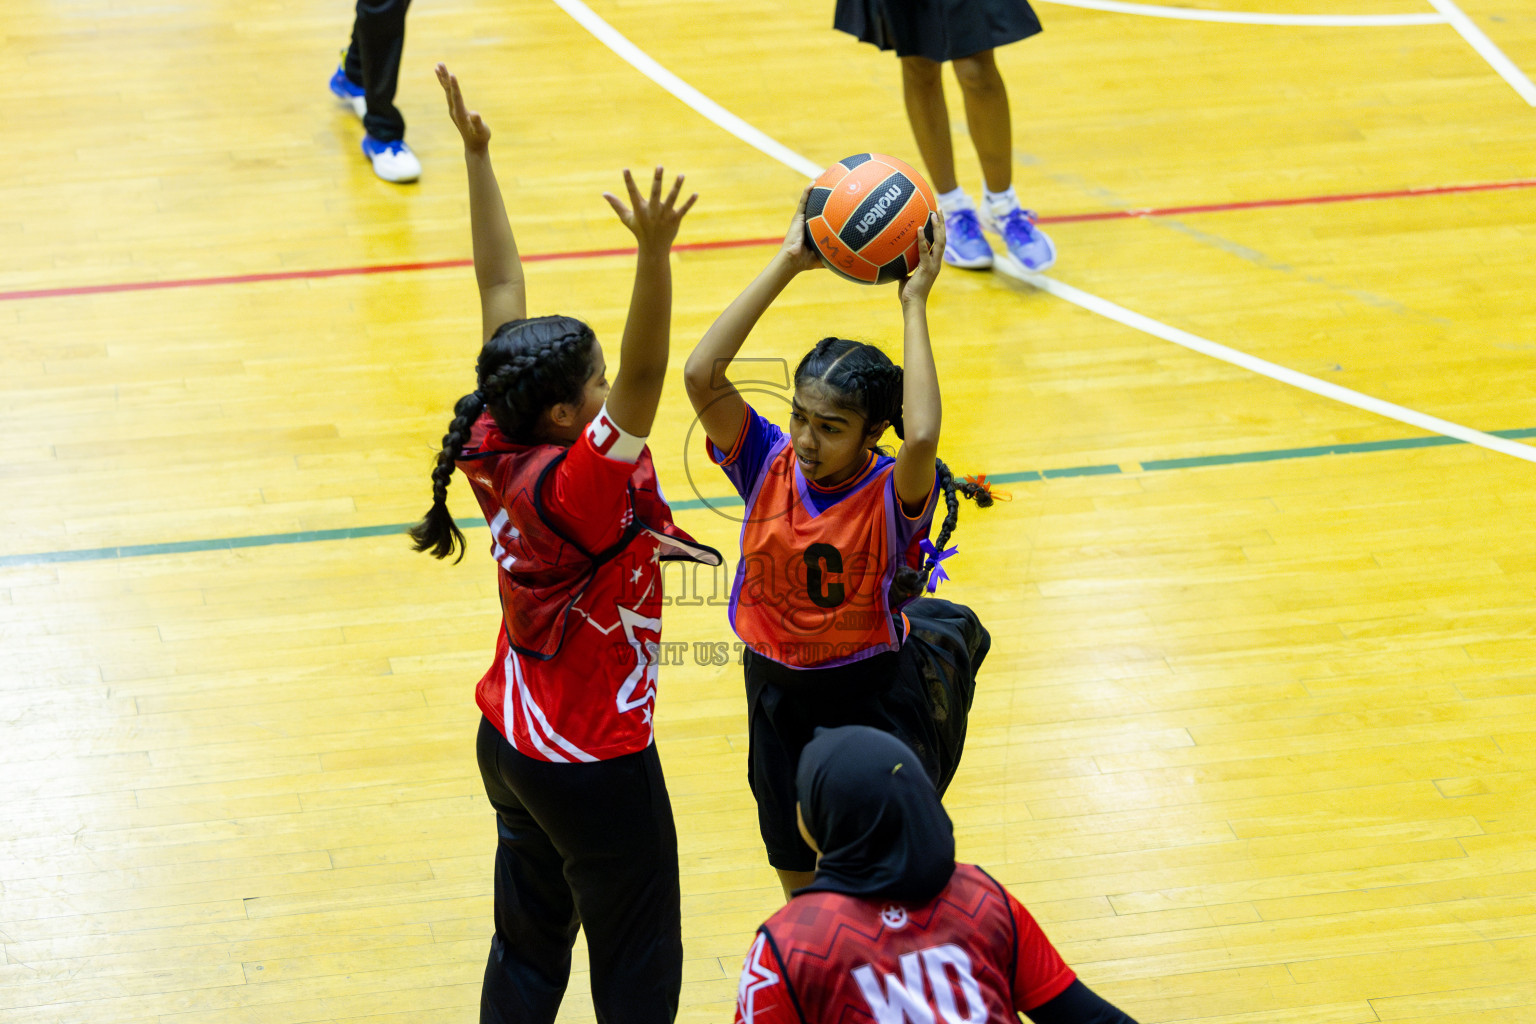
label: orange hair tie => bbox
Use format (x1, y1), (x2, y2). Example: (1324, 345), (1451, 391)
(964, 473), (1011, 502)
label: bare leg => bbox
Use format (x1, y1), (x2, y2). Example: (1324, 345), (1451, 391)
(901, 56), (959, 195)
(775, 867), (817, 901)
(952, 50), (1013, 194)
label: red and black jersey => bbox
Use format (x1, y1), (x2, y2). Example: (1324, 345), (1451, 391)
(457, 409), (719, 762)
(734, 864), (1075, 1024)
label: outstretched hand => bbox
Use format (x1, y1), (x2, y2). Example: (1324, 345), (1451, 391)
(436, 63), (491, 151)
(898, 212), (945, 305)
(780, 185), (825, 274)
(604, 167), (697, 252)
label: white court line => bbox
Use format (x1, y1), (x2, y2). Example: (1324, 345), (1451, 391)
(1036, 0), (1444, 27)
(547, 0), (822, 177)
(1023, 275), (1536, 462)
(1038, 0), (1534, 106)
(1426, 0), (1536, 105)
(549, 0), (1536, 466)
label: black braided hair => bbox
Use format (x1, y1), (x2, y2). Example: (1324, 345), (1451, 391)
(793, 337), (905, 445)
(889, 459), (993, 605)
(408, 315), (598, 562)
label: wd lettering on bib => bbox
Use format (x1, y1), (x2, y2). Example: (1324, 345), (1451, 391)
(850, 944), (987, 1024)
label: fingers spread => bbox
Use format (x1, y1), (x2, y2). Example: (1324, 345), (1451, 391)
(663, 173), (685, 209)
(622, 168), (644, 209)
(602, 192), (632, 220)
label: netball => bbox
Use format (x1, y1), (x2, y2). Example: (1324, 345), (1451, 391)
(804, 153), (938, 284)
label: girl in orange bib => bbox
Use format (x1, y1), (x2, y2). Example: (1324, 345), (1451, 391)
(685, 189), (992, 897)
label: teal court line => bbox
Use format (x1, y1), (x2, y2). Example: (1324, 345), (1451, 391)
(3, 427), (1533, 569)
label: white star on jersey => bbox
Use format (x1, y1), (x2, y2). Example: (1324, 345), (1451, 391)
(737, 933), (780, 1024)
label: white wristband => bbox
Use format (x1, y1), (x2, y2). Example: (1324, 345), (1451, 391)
(584, 404), (646, 463)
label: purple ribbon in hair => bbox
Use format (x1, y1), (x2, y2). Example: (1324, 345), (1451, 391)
(919, 539), (958, 592)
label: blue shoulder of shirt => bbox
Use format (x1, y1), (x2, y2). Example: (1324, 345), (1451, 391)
(708, 405), (786, 499)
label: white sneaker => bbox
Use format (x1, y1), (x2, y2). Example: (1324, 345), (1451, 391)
(329, 65), (367, 120)
(361, 135), (420, 184)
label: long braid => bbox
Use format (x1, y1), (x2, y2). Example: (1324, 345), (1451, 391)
(890, 458), (994, 603)
(408, 390), (485, 562)
(409, 314), (597, 562)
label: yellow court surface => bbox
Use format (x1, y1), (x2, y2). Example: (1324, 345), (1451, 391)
(3, 0), (1536, 1021)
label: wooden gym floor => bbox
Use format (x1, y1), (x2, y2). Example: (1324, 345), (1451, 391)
(3, 0), (1536, 1021)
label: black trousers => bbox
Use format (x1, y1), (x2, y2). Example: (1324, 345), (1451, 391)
(342, 0), (412, 141)
(746, 598), (986, 871)
(475, 716), (682, 1024)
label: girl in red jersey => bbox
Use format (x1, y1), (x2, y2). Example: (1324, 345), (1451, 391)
(684, 191), (992, 897)
(734, 726), (1141, 1024)
(410, 65), (719, 1024)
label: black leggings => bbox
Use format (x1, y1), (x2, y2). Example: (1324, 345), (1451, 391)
(475, 717), (681, 1024)
(342, 0), (412, 141)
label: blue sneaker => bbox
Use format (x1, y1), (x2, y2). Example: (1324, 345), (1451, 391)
(980, 206), (1057, 274)
(329, 63), (366, 119)
(940, 208), (994, 269)
(361, 135), (421, 183)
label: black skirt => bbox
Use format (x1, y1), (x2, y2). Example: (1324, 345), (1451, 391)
(745, 597), (989, 870)
(833, 0), (1042, 62)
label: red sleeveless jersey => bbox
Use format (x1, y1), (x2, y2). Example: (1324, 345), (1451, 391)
(458, 410), (719, 761)
(709, 406), (937, 669)
(734, 864), (1075, 1024)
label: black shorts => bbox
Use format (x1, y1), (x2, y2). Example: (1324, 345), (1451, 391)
(745, 598), (988, 871)
(833, 0), (1042, 62)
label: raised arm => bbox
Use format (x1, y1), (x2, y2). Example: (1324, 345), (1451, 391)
(684, 186), (822, 453)
(600, 167), (697, 439)
(892, 214), (945, 513)
(436, 64), (527, 342)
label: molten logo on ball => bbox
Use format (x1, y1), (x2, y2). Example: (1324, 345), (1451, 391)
(860, 184), (903, 237)
(803, 153), (937, 285)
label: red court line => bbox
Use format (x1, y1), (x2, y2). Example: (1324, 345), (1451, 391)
(1047, 178), (1536, 224)
(0, 237), (781, 303)
(4, 178), (1533, 303)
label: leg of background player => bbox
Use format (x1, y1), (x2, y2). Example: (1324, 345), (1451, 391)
(953, 49), (1056, 271)
(951, 50), (1012, 194)
(340, 0), (421, 182)
(900, 56), (959, 194)
(901, 55), (995, 269)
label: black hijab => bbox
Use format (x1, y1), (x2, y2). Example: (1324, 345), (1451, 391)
(795, 726), (956, 905)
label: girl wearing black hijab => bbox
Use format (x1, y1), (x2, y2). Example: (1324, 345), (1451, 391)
(732, 726), (1139, 1024)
